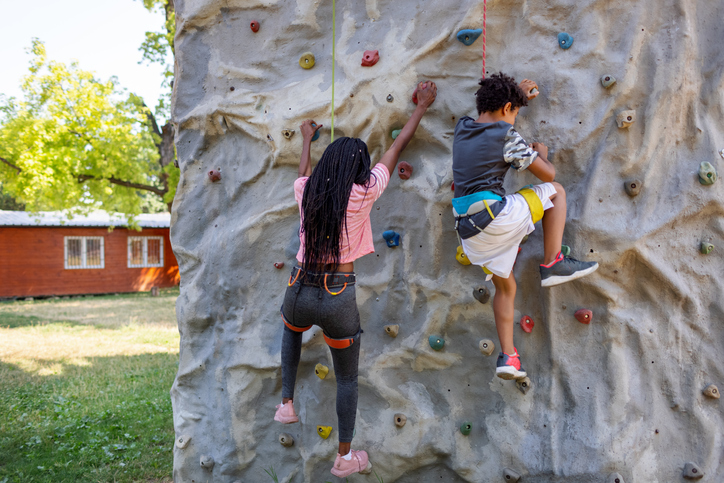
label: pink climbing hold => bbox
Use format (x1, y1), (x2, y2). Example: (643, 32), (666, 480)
(274, 262), (285, 269)
(361, 50), (379, 67)
(250, 21), (260, 33)
(520, 315), (534, 333)
(575, 309), (592, 324)
(398, 161), (413, 180)
(208, 169), (221, 182)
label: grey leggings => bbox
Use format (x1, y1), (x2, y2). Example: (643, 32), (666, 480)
(280, 267), (360, 443)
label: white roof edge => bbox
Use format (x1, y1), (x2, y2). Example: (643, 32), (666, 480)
(0, 210), (171, 228)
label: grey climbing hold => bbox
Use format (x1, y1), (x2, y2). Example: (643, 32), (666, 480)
(608, 472), (625, 483)
(503, 467), (521, 482)
(557, 32), (573, 49)
(479, 339), (495, 356)
(456, 29), (483, 46)
(282, 129), (295, 140)
(624, 179), (642, 197)
(394, 413), (407, 427)
(702, 384), (720, 399)
(384, 324), (399, 338)
(279, 433), (294, 447)
(700, 242), (714, 255)
(529, 87), (539, 96)
(175, 435), (191, 449)
(200, 455), (215, 470)
(698, 161), (717, 185)
(720, 148), (724, 159)
(601, 74), (616, 88)
(683, 461), (703, 479)
(473, 286), (490, 304)
(616, 110), (636, 128)
(516, 377), (531, 395)
(386, 94), (394, 102)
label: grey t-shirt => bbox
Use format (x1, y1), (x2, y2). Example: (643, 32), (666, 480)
(452, 117), (538, 198)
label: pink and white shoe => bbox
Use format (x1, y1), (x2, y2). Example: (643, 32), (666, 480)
(330, 449), (373, 478)
(274, 401), (299, 424)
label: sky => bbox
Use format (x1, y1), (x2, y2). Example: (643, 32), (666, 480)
(0, 0), (171, 113)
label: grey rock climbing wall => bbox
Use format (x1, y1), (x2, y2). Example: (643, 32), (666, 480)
(169, 0), (724, 481)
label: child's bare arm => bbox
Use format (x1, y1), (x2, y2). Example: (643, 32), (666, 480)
(526, 142), (555, 182)
(298, 120), (322, 177)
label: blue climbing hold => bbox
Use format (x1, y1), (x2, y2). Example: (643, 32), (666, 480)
(428, 335), (445, 351)
(382, 230), (400, 247)
(557, 32), (574, 49)
(456, 29), (483, 46)
(311, 122), (320, 142)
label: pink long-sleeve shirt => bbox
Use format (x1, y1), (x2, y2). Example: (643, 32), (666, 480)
(295, 163), (390, 264)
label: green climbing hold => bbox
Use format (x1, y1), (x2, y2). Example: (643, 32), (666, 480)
(428, 335), (444, 351)
(460, 422), (472, 435)
(698, 162), (717, 185)
(557, 32), (574, 49)
(456, 29), (483, 46)
(700, 242), (714, 254)
(391, 129), (402, 139)
(561, 245), (571, 256)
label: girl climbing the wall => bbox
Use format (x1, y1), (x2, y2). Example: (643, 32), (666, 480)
(274, 81), (437, 478)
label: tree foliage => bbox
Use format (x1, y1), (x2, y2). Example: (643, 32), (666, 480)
(137, 0), (175, 121)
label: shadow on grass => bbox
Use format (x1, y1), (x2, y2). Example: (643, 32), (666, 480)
(0, 314), (85, 329)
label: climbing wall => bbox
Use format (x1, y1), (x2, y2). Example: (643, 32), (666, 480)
(169, 0), (724, 481)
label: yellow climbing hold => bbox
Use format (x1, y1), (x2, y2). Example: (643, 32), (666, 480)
(317, 425), (333, 439)
(315, 363), (329, 379)
(299, 52), (315, 69)
(456, 246), (471, 265)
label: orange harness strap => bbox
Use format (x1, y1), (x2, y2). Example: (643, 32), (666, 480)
(324, 273), (350, 295)
(323, 333), (355, 349)
(281, 314), (312, 333)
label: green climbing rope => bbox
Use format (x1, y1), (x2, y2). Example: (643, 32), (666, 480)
(331, 0), (336, 141)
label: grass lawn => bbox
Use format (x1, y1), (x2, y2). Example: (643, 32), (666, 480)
(0, 289), (180, 483)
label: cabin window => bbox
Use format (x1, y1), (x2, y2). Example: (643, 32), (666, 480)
(128, 236), (164, 268)
(64, 236), (105, 269)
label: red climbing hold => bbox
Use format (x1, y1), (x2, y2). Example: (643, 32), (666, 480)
(411, 82), (427, 105)
(274, 262), (285, 269)
(361, 50), (379, 67)
(250, 21), (260, 32)
(451, 182), (455, 191)
(575, 309), (592, 324)
(520, 315), (534, 333)
(208, 169), (221, 182)
(398, 161), (413, 180)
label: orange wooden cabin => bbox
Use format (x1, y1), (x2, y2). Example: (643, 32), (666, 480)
(0, 211), (179, 299)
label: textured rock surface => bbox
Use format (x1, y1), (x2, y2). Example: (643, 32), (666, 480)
(169, 0), (724, 481)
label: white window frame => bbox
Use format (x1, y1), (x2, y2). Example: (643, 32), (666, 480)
(64, 236), (105, 269)
(127, 236), (164, 268)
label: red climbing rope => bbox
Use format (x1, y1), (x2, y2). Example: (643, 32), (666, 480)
(482, 0), (487, 78)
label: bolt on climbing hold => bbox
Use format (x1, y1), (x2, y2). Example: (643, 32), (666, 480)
(702, 384), (720, 399)
(315, 363), (329, 379)
(700, 242), (714, 255)
(428, 335), (445, 351)
(200, 455), (215, 470)
(460, 422), (472, 435)
(398, 161), (413, 180)
(608, 472), (625, 483)
(279, 433), (294, 447)
(361, 50), (379, 67)
(274, 262), (285, 269)
(698, 161), (717, 185)
(557, 32), (574, 49)
(516, 376), (531, 395)
(386, 94), (394, 102)
(601, 75), (616, 88)
(683, 462), (703, 479)
(479, 339), (495, 356)
(208, 169), (221, 182)
(382, 230), (400, 247)
(503, 468), (522, 482)
(456, 246), (471, 265)
(624, 179), (642, 197)
(575, 309), (593, 324)
(250, 20), (260, 32)
(473, 286), (490, 304)
(299, 52), (315, 69)
(394, 413), (407, 427)
(456, 28), (483, 46)
(317, 425), (333, 439)
(561, 244), (571, 257)
(520, 315), (534, 333)
(384, 324), (399, 338)
(391, 129), (402, 140)
(616, 110), (636, 128)
(175, 435), (191, 449)
(282, 129), (295, 140)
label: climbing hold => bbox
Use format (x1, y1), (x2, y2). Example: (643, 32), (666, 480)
(391, 129), (402, 140)
(516, 377), (531, 395)
(299, 52), (315, 69)
(700, 242), (714, 255)
(608, 472), (625, 483)
(200, 455), (215, 470)
(428, 335), (445, 351)
(208, 169), (221, 182)
(382, 230), (400, 247)
(530, 87), (539, 96)
(624, 179), (642, 197)
(315, 363), (329, 379)
(561, 244), (571, 257)
(616, 110), (636, 128)
(683, 462), (703, 479)
(317, 425), (333, 439)
(575, 309), (593, 324)
(386, 94), (394, 102)
(398, 161), (413, 180)
(282, 129), (295, 140)
(479, 339), (495, 356)
(310, 122), (320, 142)
(456, 246), (471, 265)
(503, 468), (521, 482)
(384, 324), (399, 338)
(361, 50), (379, 67)
(698, 161), (717, 185)
(702, 384), (720, 399)
(274, 262), (285, 269)
(557, 32), (574, 49)
(250, 21), (260, 32)
(411, 83), (427, 105)
(279, 433), (294, 447)
(520, 234), (529, 245)
(520, 315), (534, 333)
(394, 413), (407, 427)
(456, 29), (483, 46)
(176, 435), (191, 449)
(473, 286), (490, 304)
(601, 74), (616, 88)
(460, 422), (472, 435)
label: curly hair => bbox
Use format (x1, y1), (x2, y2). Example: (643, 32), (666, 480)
(475, 72), (528, 114)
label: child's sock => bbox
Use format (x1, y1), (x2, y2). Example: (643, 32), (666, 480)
(342, 450), (352, 461)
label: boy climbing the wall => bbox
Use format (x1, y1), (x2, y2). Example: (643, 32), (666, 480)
(452, 72), (598, 380)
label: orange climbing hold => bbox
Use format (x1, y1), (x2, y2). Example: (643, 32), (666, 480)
(575, 309), (592, 324)
(398, 161), (413, 180)
(520, 315), (534, 333)
(250, 21), (260, 33)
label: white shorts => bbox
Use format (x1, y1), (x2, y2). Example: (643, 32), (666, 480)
(461, 182), (557, 280)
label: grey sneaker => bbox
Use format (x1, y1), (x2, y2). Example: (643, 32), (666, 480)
(540, 253), (598, 287)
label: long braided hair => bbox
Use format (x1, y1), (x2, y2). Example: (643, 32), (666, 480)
(301, 137), (374, 272)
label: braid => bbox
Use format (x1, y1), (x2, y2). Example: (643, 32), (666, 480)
(301, 137), (372, 273)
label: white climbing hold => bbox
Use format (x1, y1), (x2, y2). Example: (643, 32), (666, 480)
(176, 435), (191, 449)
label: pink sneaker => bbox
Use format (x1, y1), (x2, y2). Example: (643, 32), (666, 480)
(274, 401), (299, 424)
(330, 449), (372, 478)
